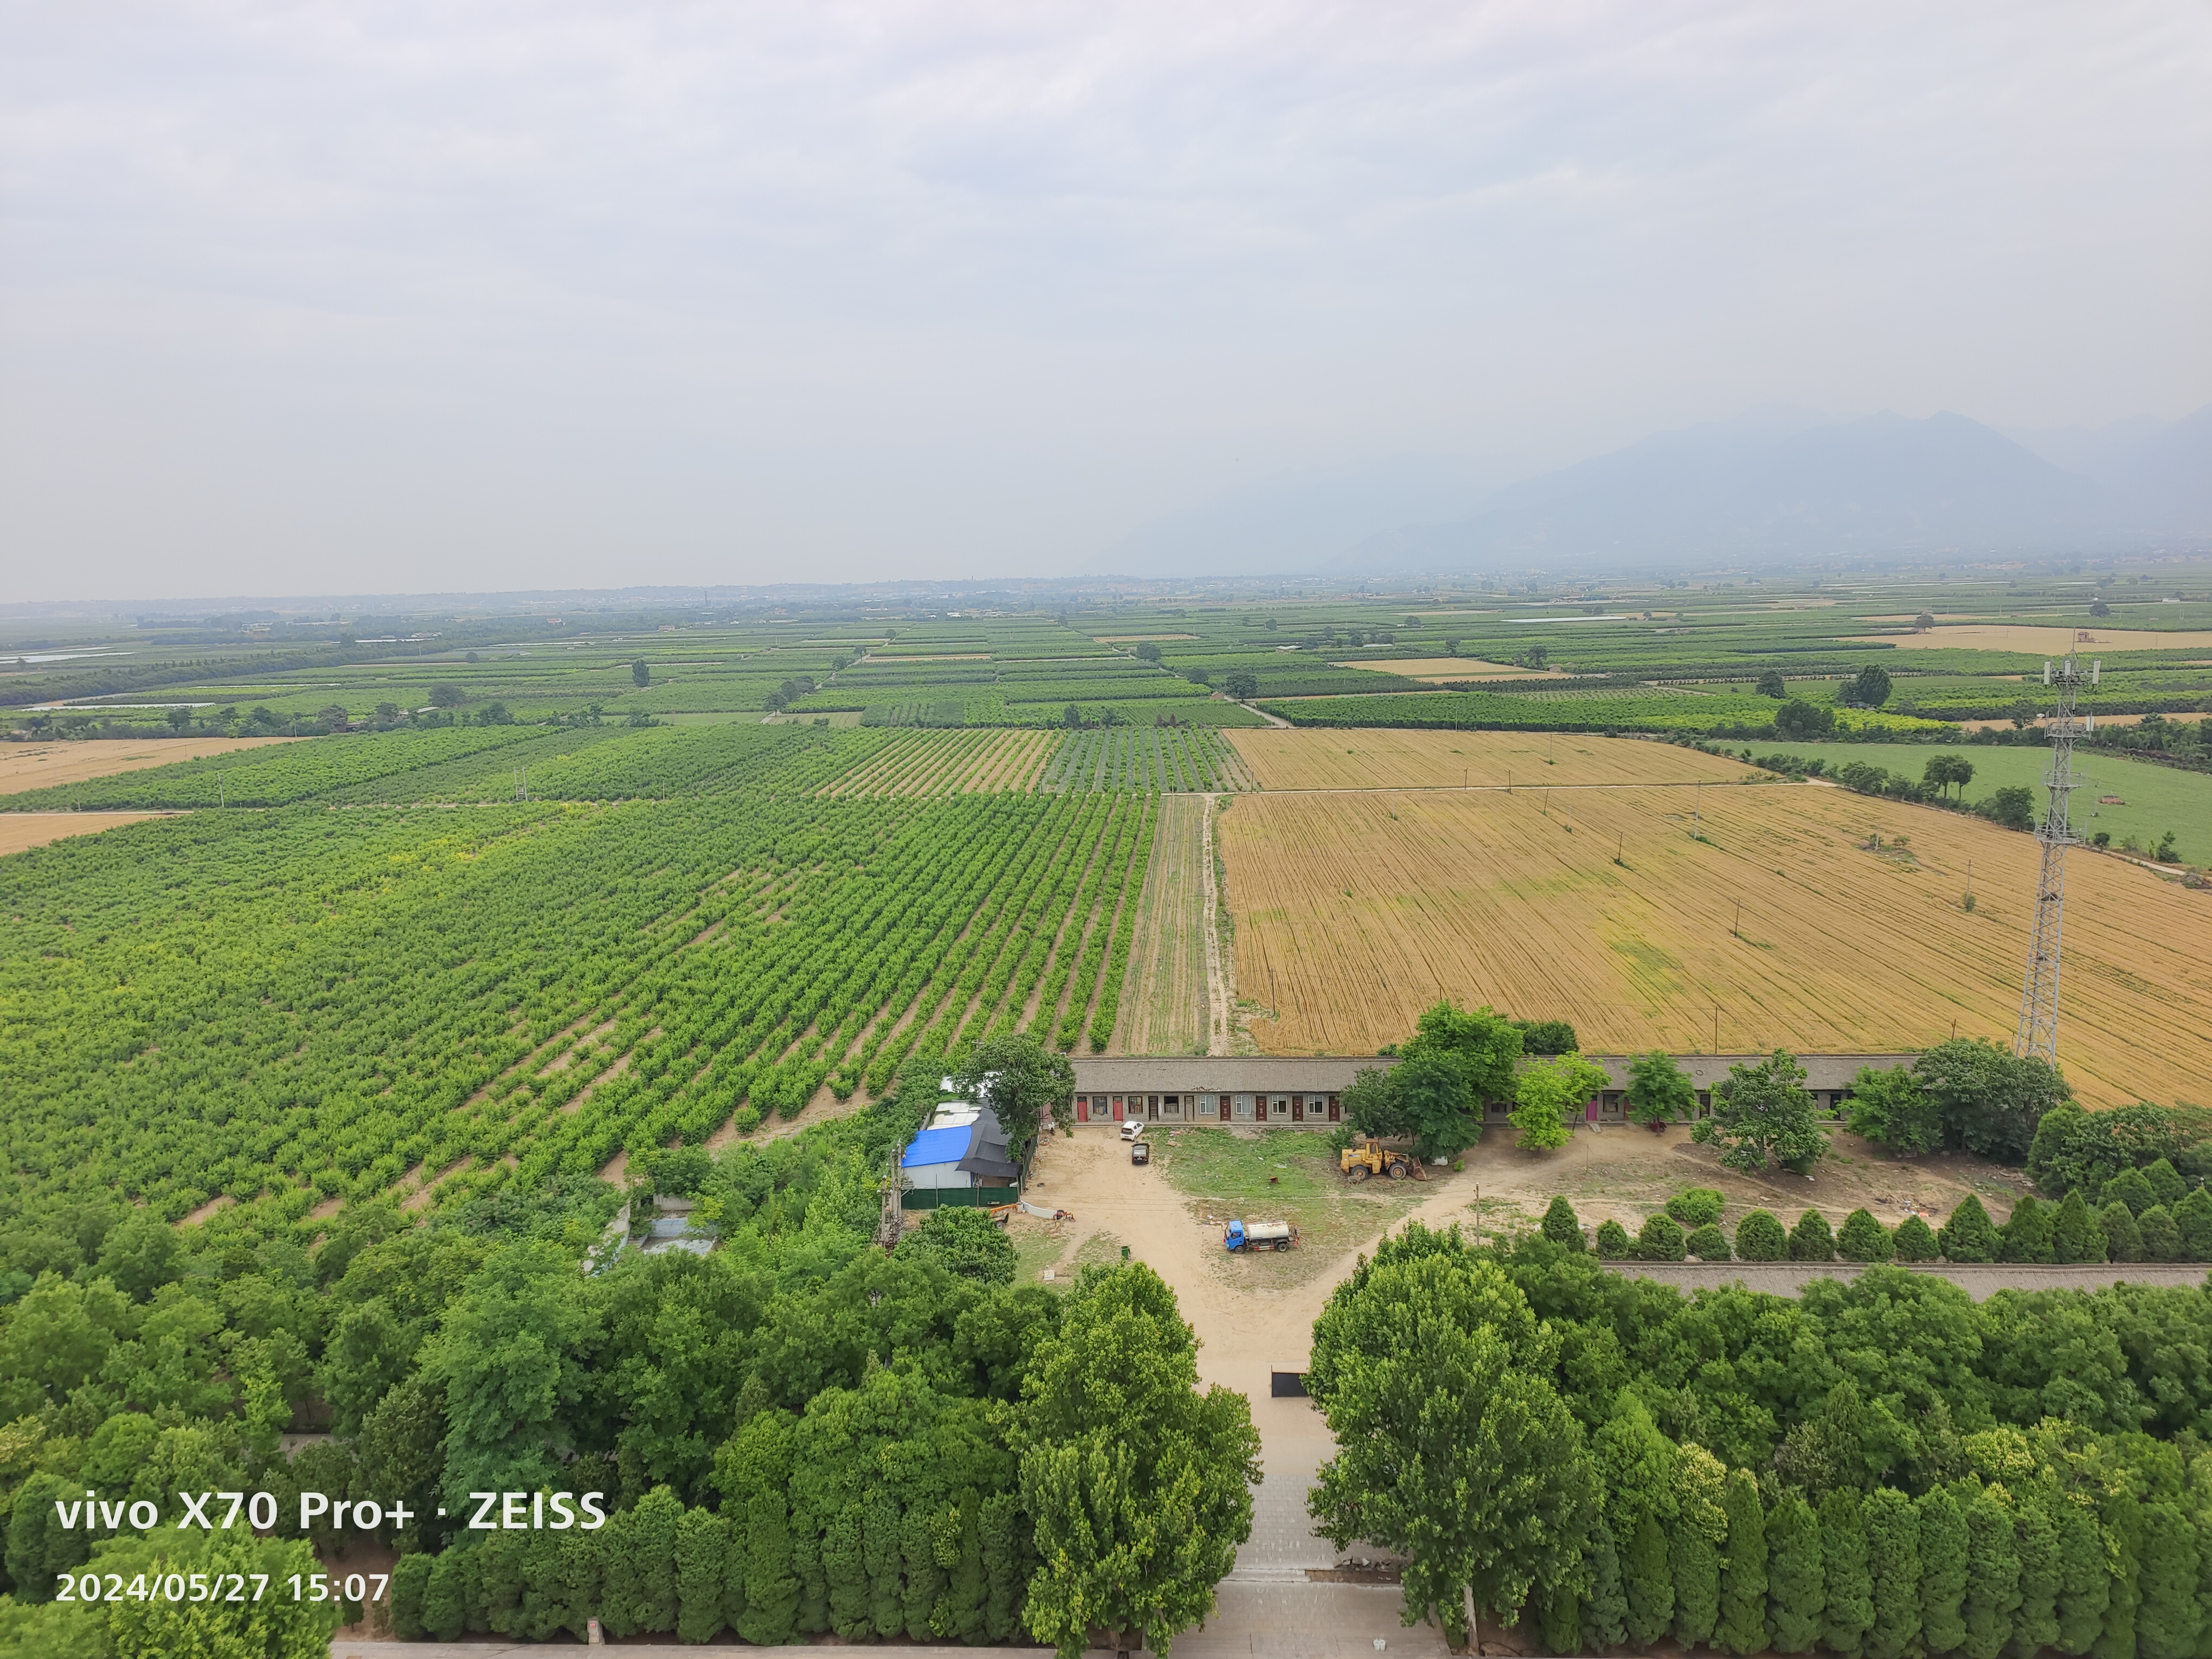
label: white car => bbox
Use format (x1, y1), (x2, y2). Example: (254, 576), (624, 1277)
(1119, 1120), (1144, 1141)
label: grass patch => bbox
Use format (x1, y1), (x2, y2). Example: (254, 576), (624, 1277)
(1147, 1127), (1445, 1284)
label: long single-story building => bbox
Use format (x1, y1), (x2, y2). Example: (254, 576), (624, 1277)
(1069, 1053), (1918, 1129)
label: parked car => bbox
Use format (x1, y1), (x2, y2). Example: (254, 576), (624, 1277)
(1118, 1120), (1143, 1141)
(1130, 1140), (1151, 1166)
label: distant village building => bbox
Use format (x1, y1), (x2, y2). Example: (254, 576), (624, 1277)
(1069, 1053), (1915, 1129)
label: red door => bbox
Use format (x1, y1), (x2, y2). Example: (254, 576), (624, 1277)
(1219, 1097), (1231, 1122)
(1076, 1097), (1089, 1123)
(1111, 1096), (1124, 1122)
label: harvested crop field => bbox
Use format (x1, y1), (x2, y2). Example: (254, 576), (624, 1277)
(1226, 726), (1761, 791)
(1844, 624), (2212, 654)
(0, 736), (294, 794)
(1217, 779), (2212, 1110)
(816, 728), (1051, 795)
(1113, 793), (1209, 1054)
(0, 812), (171, 857)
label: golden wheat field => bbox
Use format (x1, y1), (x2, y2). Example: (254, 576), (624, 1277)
(0, 812), (170, 857)
(1227, 726), (1761, 791)
(0, 736), (295, 794)
(1217, 779), (2212, 1109)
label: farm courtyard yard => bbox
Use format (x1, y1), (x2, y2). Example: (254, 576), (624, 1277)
(1216, 768), (2212, 1110)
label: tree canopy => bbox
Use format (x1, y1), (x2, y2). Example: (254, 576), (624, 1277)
(1692, 1051), (1827, 1174)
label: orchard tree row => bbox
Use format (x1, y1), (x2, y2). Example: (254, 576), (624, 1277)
(1309, 1220), (2212, 1656)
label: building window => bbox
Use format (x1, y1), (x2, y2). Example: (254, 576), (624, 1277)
(1162, 1094), (1182, 1120)
(1270, 1096), (1289, 1120)
(1233, 1094), (1253, 1121)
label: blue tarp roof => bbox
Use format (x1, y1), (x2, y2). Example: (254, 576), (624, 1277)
(901, 1125), (973, 1169)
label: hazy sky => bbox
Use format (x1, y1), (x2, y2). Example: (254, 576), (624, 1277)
(3, 0), (2207, 600)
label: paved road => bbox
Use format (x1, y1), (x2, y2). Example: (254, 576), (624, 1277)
(1609, 1261), (2211, 1300)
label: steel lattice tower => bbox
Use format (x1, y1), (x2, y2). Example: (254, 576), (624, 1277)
(2015, 644), (2099, 1062)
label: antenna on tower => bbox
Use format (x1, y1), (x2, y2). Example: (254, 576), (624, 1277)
(2015, 641), (2097, 1062)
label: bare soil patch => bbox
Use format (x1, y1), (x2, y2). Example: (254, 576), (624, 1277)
(0, 812), (171, 856)
(1113, 794), (1208, 1055)
(1846, 624), (2212, 653)
(0, 736), (295, 793)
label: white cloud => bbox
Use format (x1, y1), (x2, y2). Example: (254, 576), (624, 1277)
(2, 0), (2205, 597)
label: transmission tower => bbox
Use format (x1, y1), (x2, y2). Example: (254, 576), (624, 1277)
(2014, 641), (2099, 1062)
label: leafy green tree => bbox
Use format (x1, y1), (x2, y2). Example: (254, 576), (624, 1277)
(1686, 1224), (1731, 1262)
(2172, 1187), (2212, 1260)
(2055, 1495), (2111, 1653)
(2139, 1204), (2183, 1262)
(632, 659), (650, 686)
(1961, 1487), (2021, 1659)
(2101, 1200), (2144, 1262)
(1717, 1467), (1769, 1655)
(1625, 1513), (1674, 1647)
(1513, 1054), (1607, 1152)
(1626, 1051), (1696, 1128)
(1790, 1210), (1836, 1262)
(1919, 1486), (1969, 1655)
(1915, 1038), (2070, 1161)
(1694, 1050), (1828, 1174)
(905, 1206), (1017, 1285)
(1735, 1210), (1789, 1262)
(953, 1033), (1076, 1156)
(1986, 786), (2035, 831)
(1847, 1065), (1943, 1154)
(105, 1531), (338, 1658)
(320, 1296), (416, 1435)
(2001, 1194), (2057, 1263)
(94, 1210), (181, 1300)
(5, 1472), (91, 1596)
(1018, 1264), (1259, 1658)
(1387, 1052), (1484, 1161)
(1667, 1186), (1726, 1226)
(2012, 1496), (2061, 1658)
(1757, 668), (1788, 698)
(391, 1551), (435, 1640)
(1938, 1195), (2001, 1263)
(1307, 1251), (1593, 1645)
(1594, 1219), (1630, 1259)
(1863, 1486), (1921, 1659)
(2050, 1190), (2105, 1263)
(1670, 1443), (1726, 1647)
(1402, 1000), (1524, 1107)
(1776, 699), (1837, 740)
(1851, 665), (1893, 706)
(1922, 754), (1975, 800)
(1893, 1213), (1940, 1261)
(1581, 1518), (1630, 1650)
(1224, 671), (1258, 700)
(716, 1410), (799, 1645)
(1637, 1213), (1689, 1262)
(1822, 1486), (1875, 1658)
(1516, 1019), (1580, 1056)
(1766, 1490), (1825, 1653)
(1837, 1210), (1894, 1262)
(1540, 1195), (1585, 1251)
(2133, 1499), (2200, 1659)
(2142, 1157), (2188, 1205)
(421, 1241), (594, 1514)
(2106, 1168), (2159, 1221)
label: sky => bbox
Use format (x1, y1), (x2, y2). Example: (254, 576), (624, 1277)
(2, 0), (2207, 601)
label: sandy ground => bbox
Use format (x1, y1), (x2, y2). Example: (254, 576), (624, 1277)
(1333, 657), (1567, 682)
(0, 811), (172, 856)
(1846, 625), (2212, 654)
(0, 735), (294, 792)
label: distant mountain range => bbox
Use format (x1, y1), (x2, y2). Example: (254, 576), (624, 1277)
(1088, 404), (2211, 577)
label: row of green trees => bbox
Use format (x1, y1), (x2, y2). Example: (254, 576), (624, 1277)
(0, 1086), (1257, 1658)
(1306, 1221), (2212, 1654)
(1547, 1186), (2212, 1268)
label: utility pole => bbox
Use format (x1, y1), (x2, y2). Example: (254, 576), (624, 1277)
(2017, 647), (2098, 1062)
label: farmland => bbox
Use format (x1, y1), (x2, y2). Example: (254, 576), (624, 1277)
(0, 735), (295, 793)
(1777, 739), (2212, 865)
(0, 812), (169, 857)
(1228, 726), (1760, 790)
(1214, 770), (2212, 1109)
(1262, 685), (1954, 737)
(0, 789), (1159, 1219)
(1111, 795), (1210, 1055)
